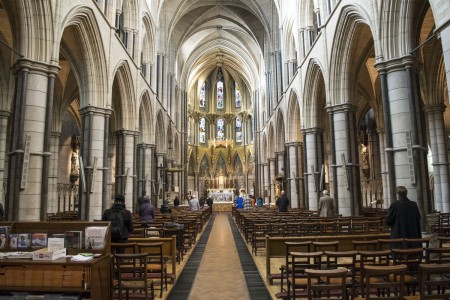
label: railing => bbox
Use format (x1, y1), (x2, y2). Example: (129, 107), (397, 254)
(57, 183), (79, 213)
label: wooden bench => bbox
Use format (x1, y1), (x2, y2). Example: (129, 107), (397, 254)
(128, 236), (177, 282)
(265, 233), (390, 284)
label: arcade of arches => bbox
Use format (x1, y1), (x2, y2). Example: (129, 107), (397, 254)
(0, 0), (449, 228)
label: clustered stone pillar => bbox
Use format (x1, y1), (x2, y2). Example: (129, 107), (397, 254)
(303, 128), (323, 211)
(425, 104), (450, 213)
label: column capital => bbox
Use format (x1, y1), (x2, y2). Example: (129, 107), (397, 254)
(275, 151), (285, 156)
(115, 129), (139, 136)
(374, 55), (417, 74)
(12, 58), (60, 76)
(137, 142), (155, 149)
(326, 103), (357, 114)
(0, 110), (11, 118)
(302, 127), (323, 135)
(79, 105), (112, 116)
(424, 103), (446, 114)
(285, 141), (301, 147)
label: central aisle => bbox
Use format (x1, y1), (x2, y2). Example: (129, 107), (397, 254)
(188, 213), (251, 299)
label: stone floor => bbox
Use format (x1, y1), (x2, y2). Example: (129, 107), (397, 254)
(161, 212), (281, 300)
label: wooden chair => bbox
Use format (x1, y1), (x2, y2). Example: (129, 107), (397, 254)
(251, 223), (268, 256)
(279, 241), (312, 291)
(425, 246), (450, 264)
(287, 251), (323, 300)
(305, 268), (348, 300)
(377, 238), (404, 250)
(324, 250), (358, 298)
(354, 264), (407, 300)
(405, 263), (450, 299)
(352, 240), (379, 251)
(136, 242), (168, 298)
(114, 252), (154, 300)
(356, 250), (391, 296)
(391, 248), (424, 296)
(162, 227), (184, 263)
(403, 237), (430, 249)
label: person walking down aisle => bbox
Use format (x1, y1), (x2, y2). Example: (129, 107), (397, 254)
(318, 190), (334, 217)
(276, 190), (289, 212)
(102, 195), (133, 244)
(386, 186), (422, 248)
(189, 195), (200, 211)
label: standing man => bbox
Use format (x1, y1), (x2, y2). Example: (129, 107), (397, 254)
(102, 195), (133, 244)
(242, 189), (252, 210)
(318, 190), (334, 217)
(276, 190), (289, 212)
(189, 195), (200, 211)
(386, 186), (422, 248)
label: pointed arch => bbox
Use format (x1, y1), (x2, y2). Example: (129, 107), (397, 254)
(60, 5), (108, 108)
(275, 109), (286, 152)
(138, 90), (153, 144)
(329, 4), (373, 106)
(155, 110), (166, 153)
(111, 60), (136, 130)
(199, 154), (210, 177)
(287, 89), (302, 142)
(303, 59), (326, 128)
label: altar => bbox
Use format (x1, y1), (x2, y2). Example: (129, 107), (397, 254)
(208, 188), (235, 212)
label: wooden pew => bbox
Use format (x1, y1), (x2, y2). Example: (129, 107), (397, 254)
(128, 236), (177, 282)
(265, 233), (390, 284)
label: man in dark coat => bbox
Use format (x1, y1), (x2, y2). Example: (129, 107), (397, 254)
(386, 186), (422, 248)
(276, 190), (289, 212)
(102, 195), (134, 244)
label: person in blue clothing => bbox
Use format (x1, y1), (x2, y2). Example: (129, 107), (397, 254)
(236, 190), (244, 208)
(256, 195), (264, 207)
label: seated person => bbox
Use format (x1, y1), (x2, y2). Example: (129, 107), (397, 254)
(164, 215), (184, 231)
(160, 200), (172, 214)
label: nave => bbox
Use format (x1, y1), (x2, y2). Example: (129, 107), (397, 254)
(166, 213), (272, 300)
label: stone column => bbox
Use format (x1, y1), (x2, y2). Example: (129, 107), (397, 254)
(6, 60), (58, 221)
(0, 111), (10, 205)
(155, 153), (165, 207)
(48, 132), (60, 214)
(114, 130), (137, 209)
(276, 151), (285, 177)
(376, 57), (429, 225)
(302, 128), (323, 210)
(286, 142), (300, 208)
(269, 158), (276, 204)
(79, 106), (111, 221)
(263, 163), (270, 204)
(377, 128), (391, 208)
(327, 104), (360, 216)
(425, 104), (450, 212)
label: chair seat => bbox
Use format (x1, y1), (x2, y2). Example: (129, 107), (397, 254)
(121, 280), (152, 289)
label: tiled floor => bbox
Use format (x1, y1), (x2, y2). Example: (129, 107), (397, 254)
(188, 213), (251, 299)
(162, 212), (280, 300)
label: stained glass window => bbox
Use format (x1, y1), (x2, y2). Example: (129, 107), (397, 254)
(199, 117), (206, 143)
(217, 118), (225, 141)
(236, 117), (242, 142)
(235, 83), (241, 108)
(217, 81), (224, 109)
(199, 82), (206, 108)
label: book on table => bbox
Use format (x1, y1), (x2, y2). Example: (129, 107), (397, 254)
(0, 226), (10, 249)
(84, 226), (108, 250)
(65, 230), (83, 249)
(31, 233), (48, 249)
(17, 233), (31, 250)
